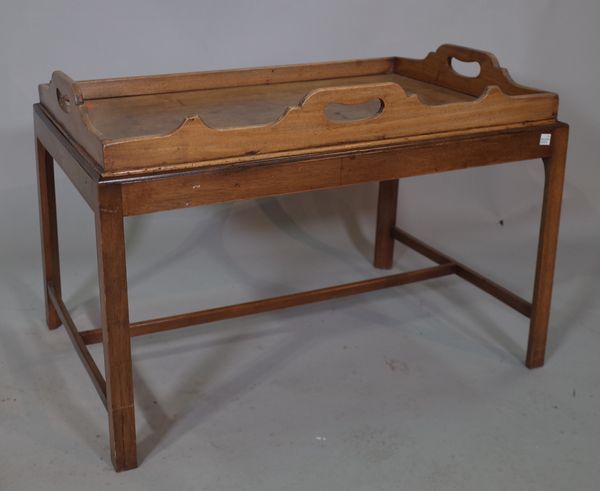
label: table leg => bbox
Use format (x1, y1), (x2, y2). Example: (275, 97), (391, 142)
(36, 138), (62, 330)
(95, 184), (137, 470)
(374, 179), (399, 269)
(526, 126), (569, 368)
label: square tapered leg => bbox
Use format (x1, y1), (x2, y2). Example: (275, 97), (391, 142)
(95, 184), (137, 470)
(36, 138), (62, 329)
(526, 125), (569, 368)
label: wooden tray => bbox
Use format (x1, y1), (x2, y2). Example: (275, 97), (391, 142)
(38, 44), (558, 176)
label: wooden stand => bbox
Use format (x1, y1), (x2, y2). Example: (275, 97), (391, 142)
(34, 45), (568, 471)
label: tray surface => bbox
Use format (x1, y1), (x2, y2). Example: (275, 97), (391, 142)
(38, 44), (558, 176)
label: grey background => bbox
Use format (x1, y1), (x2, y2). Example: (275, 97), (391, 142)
(1, 1), (599, 490)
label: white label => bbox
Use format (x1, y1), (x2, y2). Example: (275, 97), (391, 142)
(539, 133), (552, 146)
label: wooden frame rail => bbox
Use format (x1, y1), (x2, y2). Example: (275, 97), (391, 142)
(78, 263), (456, 345)
(68, 226), (531, 348)
(392, 227), (532, 317)
(47, 284), (107, 407)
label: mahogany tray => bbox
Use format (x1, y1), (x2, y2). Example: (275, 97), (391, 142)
(39, 44), (558, 176)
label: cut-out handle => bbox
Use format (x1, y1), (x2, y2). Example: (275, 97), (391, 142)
(437, 44), (499, 69)
(48, 71), (83, 114)
(393, 44), (522, 97)
(429, 44), (542, 96)
(450, 58), (481, 78)
(298, 82), (408, 125)
(56, 87), (72, 112)
(325, 98), (384, 123)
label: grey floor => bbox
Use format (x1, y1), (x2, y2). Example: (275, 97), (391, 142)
(1, 161), (599, 490)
